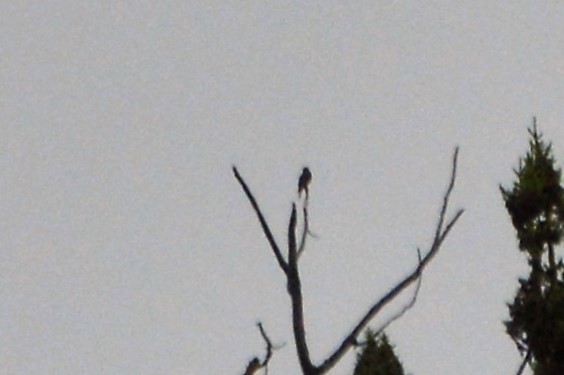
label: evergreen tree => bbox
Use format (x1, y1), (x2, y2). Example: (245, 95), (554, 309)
(353, 329), (405, 375)
(500, 120), (564, 374)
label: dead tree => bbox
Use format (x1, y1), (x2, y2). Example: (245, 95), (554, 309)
(234, 148), (464, 375)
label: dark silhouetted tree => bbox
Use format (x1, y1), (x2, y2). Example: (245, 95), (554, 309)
(500, 119), (564, 375)
(353, 329), (405, 375)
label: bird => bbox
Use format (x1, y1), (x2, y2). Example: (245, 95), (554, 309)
(298, 167), (312, 198)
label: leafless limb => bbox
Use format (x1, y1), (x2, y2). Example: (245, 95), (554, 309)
(353, 249), (422, 348)
(374, 249), (423, 337)
(298, 197), (319, 259)
(234, 147), (463, 375)
(297, 207), (309, 259)
(232, 167), (289, 275)
(257, 322), (274, 374)
(243, 323), (278, 375)
(516, 349), (532, 375)
(316, 148), (463, 374)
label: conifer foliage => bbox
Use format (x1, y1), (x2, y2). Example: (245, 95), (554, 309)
(353, 330), (405, 375)
(500, 121), (564, 375)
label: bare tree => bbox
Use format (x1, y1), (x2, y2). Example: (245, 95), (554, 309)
(234, 148), (464, 375)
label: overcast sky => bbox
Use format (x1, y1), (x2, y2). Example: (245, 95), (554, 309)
(0, 2), (563, 374)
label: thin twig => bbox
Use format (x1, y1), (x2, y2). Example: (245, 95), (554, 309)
(435, 147), (459, 241)
(374, 249), (424, 336)
(297, 206), (309, 259)
(257, 323), (273, 370)
(242, 323), (277, 375)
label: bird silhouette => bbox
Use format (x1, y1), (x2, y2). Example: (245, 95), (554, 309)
(298, 167), (312, 198)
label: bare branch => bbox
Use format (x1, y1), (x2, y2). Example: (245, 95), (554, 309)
(297, 206), (309, 259)
(242, 323), (277, 375)
(298, 200), (319, 259)
(257, 323), (274, 371)
(288, 204), (298, 268)
(286, 204), (315, 374)
(316, 148), (464, 374)
(233, 166), (289, 275)
(435, 147), (459, 241)
(374, 249), (423, 336)
(516, 349), (532, 375)
(235, 148), (463, 375)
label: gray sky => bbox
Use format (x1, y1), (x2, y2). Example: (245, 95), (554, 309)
(0, 1), (562, 374)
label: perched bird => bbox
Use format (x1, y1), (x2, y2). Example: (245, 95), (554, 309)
(298, 167), (312, 198)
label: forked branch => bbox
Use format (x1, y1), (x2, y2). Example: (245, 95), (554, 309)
(234, 148), (463, 375)
(243, 323), (277, 375)
(317, 148), (463, 373)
